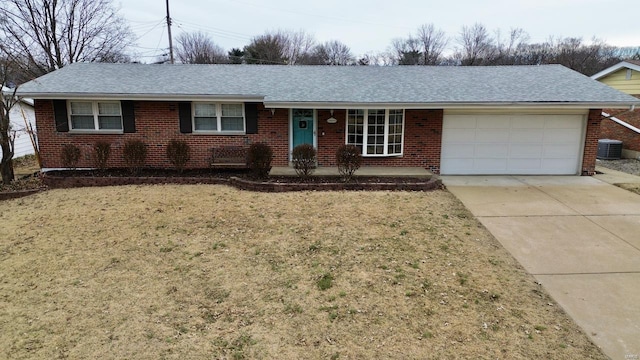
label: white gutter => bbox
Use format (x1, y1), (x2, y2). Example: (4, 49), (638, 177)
(602, 111), (640, 134)
(14, 93), (266, 102)
(263, 102), (640, 110)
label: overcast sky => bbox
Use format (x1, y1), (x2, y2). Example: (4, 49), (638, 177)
(121, 0), (640, 62)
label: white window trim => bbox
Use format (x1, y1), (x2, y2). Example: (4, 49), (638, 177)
(192, 102), (246, 135)
(345, 109), (405, 157)
(67, 100), (124, 133)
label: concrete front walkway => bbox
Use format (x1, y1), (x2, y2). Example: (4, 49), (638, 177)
(441, 174), (640, 360)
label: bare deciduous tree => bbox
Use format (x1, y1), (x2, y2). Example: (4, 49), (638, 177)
(176, 32), (227, 64)
(244, 30), (317, 65)
(0, 60), (19, 184)
(416, 24), (448, 65)
(283, 30), (316, 65)
(492, 28), (529, 65)
(312, 40), (354, 65)
(243, 32), (288, 65)
(0, 0), (134, 74)
(455, 23), (496, 65)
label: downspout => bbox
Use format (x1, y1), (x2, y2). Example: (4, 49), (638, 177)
(601, 111), (640, 135)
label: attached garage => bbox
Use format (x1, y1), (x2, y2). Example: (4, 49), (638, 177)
(441, 113), (585, 175)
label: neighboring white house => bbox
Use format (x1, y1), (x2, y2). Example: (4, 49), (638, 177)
(1, 87), (37, 159)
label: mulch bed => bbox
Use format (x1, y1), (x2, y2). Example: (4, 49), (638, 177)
(39, 168), (442, 192)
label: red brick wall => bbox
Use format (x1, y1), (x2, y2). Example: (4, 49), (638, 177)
(581, 109), (603, 175)
(316, 109), (443, 173)
(36, 101), (444, 172)
(35, 100), (290, 168)
(600, 95), (640, 152)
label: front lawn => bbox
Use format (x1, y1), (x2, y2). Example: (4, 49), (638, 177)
(0, 186), (605, 359)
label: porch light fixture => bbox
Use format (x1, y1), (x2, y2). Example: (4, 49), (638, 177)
(270, 108), (276, 115)
(326, 109), (337, 124)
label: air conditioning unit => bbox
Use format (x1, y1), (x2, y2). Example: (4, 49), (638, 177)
(597, 139), (622, 160)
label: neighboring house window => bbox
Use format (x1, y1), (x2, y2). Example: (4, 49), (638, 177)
(346, 109), (404, 156)
(68, 101), (123, 131)
(193, 103), (245, 132)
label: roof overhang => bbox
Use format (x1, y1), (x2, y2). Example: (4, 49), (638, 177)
(591, 61), (640, 80)
(262, 101), (640, 110)
(13, 92), (266, 102)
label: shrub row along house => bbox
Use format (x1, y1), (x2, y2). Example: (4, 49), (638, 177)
(17, 63), (640, 175)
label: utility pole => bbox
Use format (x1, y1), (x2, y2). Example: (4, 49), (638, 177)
(166, 0), (175, 64)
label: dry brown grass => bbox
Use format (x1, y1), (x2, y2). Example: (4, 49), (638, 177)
(0, 185), (605, 359)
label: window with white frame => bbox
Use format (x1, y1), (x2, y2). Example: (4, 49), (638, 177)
(193, 103), (245, 132)
(69, 101), (123, 131)
(346, 109), (404, 156)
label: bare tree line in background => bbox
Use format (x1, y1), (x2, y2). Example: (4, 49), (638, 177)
(1, 0), (638, 82)
(174, 23), (639, 77)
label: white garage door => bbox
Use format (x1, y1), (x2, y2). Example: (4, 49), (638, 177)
(441, 114), (585, 175)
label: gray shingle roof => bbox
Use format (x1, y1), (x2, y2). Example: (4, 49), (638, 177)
(17, 63), (640, 108)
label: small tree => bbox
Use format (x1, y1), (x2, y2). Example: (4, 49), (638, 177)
(166, 139), (190, 173)
(247, 142), (273, 179)
(61, 144), (81, 169)
(122, 139), (147, 175)
(291, 144), (316, 179)
(336, 144), (362, 182)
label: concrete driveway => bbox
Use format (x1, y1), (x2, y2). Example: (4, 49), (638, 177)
(442, 175), (640, 360)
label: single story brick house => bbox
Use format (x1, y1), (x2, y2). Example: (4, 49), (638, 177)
(17, 63), (640, 175)
(591, 60), (640, 159)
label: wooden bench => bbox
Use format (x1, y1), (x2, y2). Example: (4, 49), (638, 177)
(211, 146), (249, 168)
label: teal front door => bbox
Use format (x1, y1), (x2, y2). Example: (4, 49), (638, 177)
(292, 109), (315, 148)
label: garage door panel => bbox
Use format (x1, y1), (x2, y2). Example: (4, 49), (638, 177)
(441, 114), (584, 175)
(443, 158), (475, 172)
(511, 116), (545, 128)
(544, 144), (580, 157)
(544, 129), (582, 142)
(508, 158), (542, 170)
(475, 158), (508, 171)
(442, 129), (476, 142)
(543, 158), (579, 170)
(476, 129), (510, 142)
(510, 129), (544, 142)
(441, 144), (475, 157)
(546, 117), (583, 128)
(443, 116), (476, 129)
(475, 144), (509, 157)
(477, 116), (511, 128)
(510, 144), (543, 157)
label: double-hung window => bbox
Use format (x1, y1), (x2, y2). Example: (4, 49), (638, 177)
(69, 101), (123, 131)
(193, 103), (245, 133)
(346, 109), (404, 156)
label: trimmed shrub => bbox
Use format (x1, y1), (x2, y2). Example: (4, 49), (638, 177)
(247, 142), (273, 179)
(292, 143), (316, 178)
(122, 139), (147, 174)
(336, 144), (362, 182)
(166, 139), (191, 173)
(61, 144), (81, 169)
(93, 141), (111, 171)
